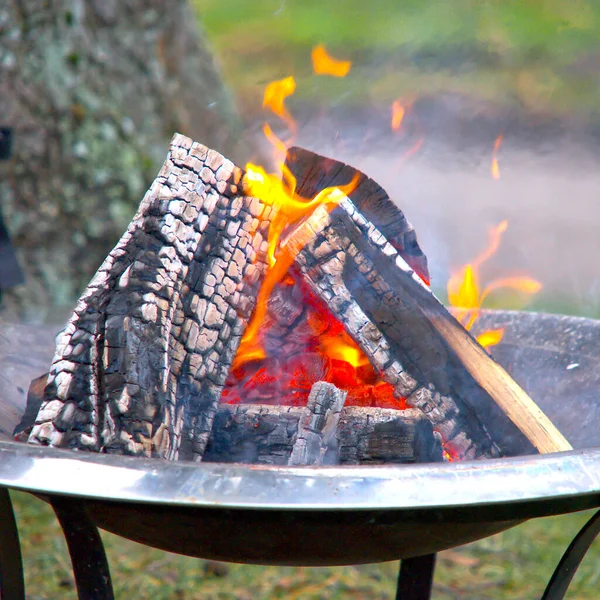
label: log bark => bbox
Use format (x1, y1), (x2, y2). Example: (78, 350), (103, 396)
(203, 404), (442, 465)
(282, 196), (571, 458)
(288, 381), (347, 466)
(23, 138), (570, 463)
(286, 146), (430, 285)
(28, 134), (271, 460)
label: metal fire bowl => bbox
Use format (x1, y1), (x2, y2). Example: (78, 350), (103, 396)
(1, 309), (600, 566)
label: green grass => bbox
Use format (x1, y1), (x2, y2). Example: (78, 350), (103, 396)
(12, 491), (600, 598)
(194, 0), (600, 118)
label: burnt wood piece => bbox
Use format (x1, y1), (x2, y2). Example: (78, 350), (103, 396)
(12, 373), (48, 441)
(28, 134), (271, 461)
(288, 381), (347, 466)
(285, 146), (430, 284)
(203, 405), (442, 465)
(284, 197), (569, 459)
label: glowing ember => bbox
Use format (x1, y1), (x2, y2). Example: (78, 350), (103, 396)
(311, 45), (352, 77)
(225, 275), (403, 409)
(306, 293), (370, 369)
(447, 220), (542, 348)
(491, 134), (503, 180)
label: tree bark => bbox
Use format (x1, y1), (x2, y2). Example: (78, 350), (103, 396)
(0, 0), (242, 318)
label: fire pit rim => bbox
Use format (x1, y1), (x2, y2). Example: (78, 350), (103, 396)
(1, 441), (599, 517)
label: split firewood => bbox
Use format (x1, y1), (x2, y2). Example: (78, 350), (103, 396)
(19, 374), (441, 464)
(278, 154), (572, 458)
(236, 147), (433, 377)
(202, 403), (442, 465)
(288, 381), (347, 466)
(286, 146), (430, 285)
(23, 135), (571, 464)
(28, 134), (272, 460)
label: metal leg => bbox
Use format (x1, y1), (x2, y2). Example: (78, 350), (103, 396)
(542, 509), (600, 600)
(0, 487), (25, 600)
(396, 553), (436, 600)
(51, 496), (114, 600)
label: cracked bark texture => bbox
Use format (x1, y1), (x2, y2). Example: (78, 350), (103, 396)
(288, 381), (347, 466)
(0, 0), (241, 318)
(203, 404), (442, 465)
(28, 134), (271, 460)
(290, 198), (534, 459)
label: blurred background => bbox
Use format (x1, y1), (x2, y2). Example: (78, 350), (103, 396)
(2, 0), (600, 597)
(2, 0), (600, 321)
(197, 0), (600, 319)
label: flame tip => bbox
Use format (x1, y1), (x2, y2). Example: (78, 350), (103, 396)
(311, 44), (352, 77)
(448, 219), (540, 339)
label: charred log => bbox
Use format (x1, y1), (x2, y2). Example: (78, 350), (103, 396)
(286, 146), (430, 284)
(28, 134), (271, 460)
(203, 403), (442, 465)
(283, 194), (571, 458)
(20, 373), (440, 464)
(24, 136), (570, 464)
(288, 381), (347, 466)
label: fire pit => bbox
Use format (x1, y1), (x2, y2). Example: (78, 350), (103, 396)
(1, 308), (600, 599)
(2, 135), (599, 599)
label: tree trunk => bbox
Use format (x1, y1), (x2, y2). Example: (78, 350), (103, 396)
(0, 0), (242, 319)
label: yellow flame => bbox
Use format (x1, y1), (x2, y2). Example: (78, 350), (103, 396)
(491, 135), (503, 180)
(320, 333), (370, 368)
(476, 328), (505, 349)
(262, 122), (291, 176)
(234, 164), (359, 369)
(311, 45), (352, 77)
(391, 100), (406, 131)
(480, 276), (543, 304)
(447, 221), (542, 348)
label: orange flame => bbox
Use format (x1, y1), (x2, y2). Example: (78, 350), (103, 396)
(447, 221), (542, 348)
(390, 99), (424, 166)
(491, 135), (503, 180)
(391, 100), (406, 131)
(263, 76), (297, 134)
(310, 307), (370, 368)
(311, 45), (352, 77)
(234, 164), (359, 368)
(225, 56), (400, 410)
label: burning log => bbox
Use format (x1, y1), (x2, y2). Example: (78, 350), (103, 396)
(20, 376), (440, 464)
(24, 135), (570, 464)
(203, 400), (442, 465)
(281, 149), (572, 458)
(286, 147), (430, 284)
(288, 381), (347, 466)
(28, 134), (272, 460)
